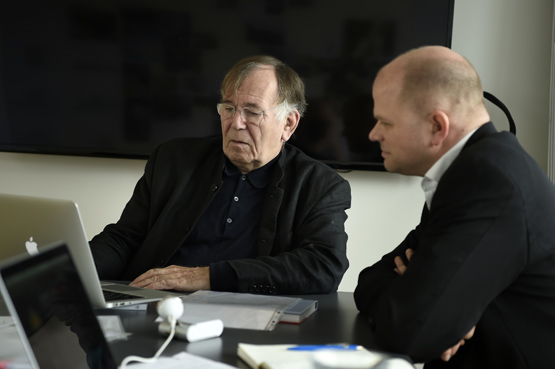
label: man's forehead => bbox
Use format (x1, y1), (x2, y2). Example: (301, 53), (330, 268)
(224, 70), (278, 103)
(373, 73), (402, 101)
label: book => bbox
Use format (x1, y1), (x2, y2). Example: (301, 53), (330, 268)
(237, 343), (388, 369)
(279, 299), (318, 324)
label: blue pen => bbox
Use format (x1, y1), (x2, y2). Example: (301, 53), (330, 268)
(287, 344), (361, 351)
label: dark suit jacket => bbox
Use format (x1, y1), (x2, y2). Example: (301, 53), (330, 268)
(89, 137), (351, 294)
(354, 123), (555, 368)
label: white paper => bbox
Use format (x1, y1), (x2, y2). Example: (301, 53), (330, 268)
(180, 291), (299, 331)
(126, 351), (237, 369)
(0, 316), (33, 366)
(0, 315), (14, 327)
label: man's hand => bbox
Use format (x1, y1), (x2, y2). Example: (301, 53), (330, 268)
(394, 248), (414, 275)
(392, 248), (476, 362)
(441, 326), (475, 362)
(129, 265), (210, 292)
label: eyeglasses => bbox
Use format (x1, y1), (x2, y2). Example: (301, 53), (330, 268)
(216, 103), (279, 125)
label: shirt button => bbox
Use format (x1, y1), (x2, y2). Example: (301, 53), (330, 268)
(227, 218), (232, 223)
(241, 175), (246, 180)
(234, 196), (239, 201)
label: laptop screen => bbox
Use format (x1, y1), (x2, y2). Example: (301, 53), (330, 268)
(0, 243), (118, 369)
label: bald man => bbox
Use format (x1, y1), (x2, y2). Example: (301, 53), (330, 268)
(354, 46), (555, 368)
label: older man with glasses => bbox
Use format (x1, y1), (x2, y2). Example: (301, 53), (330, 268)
(89, 55), (351, 294)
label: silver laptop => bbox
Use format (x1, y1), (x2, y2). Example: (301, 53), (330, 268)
(0, 242), (119, 369)
(0, 193), (181, 308)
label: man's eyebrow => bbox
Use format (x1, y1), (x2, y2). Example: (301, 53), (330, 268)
(220, 100), (262, 109)
(243, 102), (263, 109)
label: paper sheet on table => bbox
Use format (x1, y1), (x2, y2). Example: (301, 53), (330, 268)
(0, 315), (33, 365)
(181, 291), (299, 331)
(127, 351), (237, 368)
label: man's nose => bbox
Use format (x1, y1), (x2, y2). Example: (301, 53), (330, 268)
(231, 109), (247, 129)
(369, 124), (380, 142)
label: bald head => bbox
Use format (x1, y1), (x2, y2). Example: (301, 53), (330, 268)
(369, 46), (490, 176)
(377, 46), (489, 132)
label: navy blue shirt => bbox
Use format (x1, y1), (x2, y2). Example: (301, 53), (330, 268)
(166, 155), (279, 291)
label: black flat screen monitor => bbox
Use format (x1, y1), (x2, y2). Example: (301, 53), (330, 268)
(0, 0), (454, 171)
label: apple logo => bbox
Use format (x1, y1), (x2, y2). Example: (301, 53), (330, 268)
(25, 237), (39, 255)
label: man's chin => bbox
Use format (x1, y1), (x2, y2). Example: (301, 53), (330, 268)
(382, 160), (397, 174)
(225, 152), (253, 169)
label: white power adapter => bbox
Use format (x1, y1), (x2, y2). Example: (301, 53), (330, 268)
(158, 316), (224, 342)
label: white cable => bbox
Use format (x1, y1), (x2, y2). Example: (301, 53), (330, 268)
(119, 315), (177, 369)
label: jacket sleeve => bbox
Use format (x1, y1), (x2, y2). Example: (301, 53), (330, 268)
(354, 158), (527, 362)
(225, 174), (351, 295)
(88, 147), (159, 280)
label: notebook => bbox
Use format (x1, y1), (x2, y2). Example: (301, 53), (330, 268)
(237, 343), (415, 369)
(237, 343), (387, 369)
(0, 193), (182, 308)
(0, 242), (119, 369)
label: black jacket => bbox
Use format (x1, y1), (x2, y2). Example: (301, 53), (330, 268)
(354, 123), (555, 368)
(90, 137), (351, 294)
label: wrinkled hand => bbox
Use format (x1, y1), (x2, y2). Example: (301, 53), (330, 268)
(129, 265), (210, 292)
(392, 249), (476, 362)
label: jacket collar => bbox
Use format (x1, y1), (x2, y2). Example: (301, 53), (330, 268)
(463, 122), (497, 150)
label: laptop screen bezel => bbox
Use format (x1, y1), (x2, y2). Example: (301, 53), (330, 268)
(0, 241), (119, 369)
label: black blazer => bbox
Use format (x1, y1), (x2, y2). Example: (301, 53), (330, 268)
(354, 123), (555, 368)
(90, 137), (351, 294)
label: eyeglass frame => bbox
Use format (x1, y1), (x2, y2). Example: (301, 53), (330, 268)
(216, 103), (280, 125)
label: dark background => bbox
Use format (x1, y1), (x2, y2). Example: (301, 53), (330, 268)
(0, 0), (454, 171)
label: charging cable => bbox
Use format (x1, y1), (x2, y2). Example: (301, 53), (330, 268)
(119, 296), (184, 368)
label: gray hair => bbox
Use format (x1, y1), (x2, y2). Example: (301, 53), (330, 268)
(220, 55), (307, 121)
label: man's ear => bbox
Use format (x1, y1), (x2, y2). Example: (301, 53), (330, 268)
(430, 110), (449, 146)
(281, 109), (300, 142)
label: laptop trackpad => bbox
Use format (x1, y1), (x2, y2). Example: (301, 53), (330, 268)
(102, 283), (154, 297)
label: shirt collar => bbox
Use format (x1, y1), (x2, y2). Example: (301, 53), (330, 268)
(224, 153), (280, 189)
(421, 128), (478, 209)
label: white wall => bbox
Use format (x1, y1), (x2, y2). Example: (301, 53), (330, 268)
(549, 4), (555, 183)
(0, 0), (553, 292)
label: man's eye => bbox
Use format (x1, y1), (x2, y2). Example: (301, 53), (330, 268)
(244, 109), (262, 117)
(224, 106), (235, 113)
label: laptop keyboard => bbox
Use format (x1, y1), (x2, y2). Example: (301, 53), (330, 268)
(102, 289), (140, 301)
